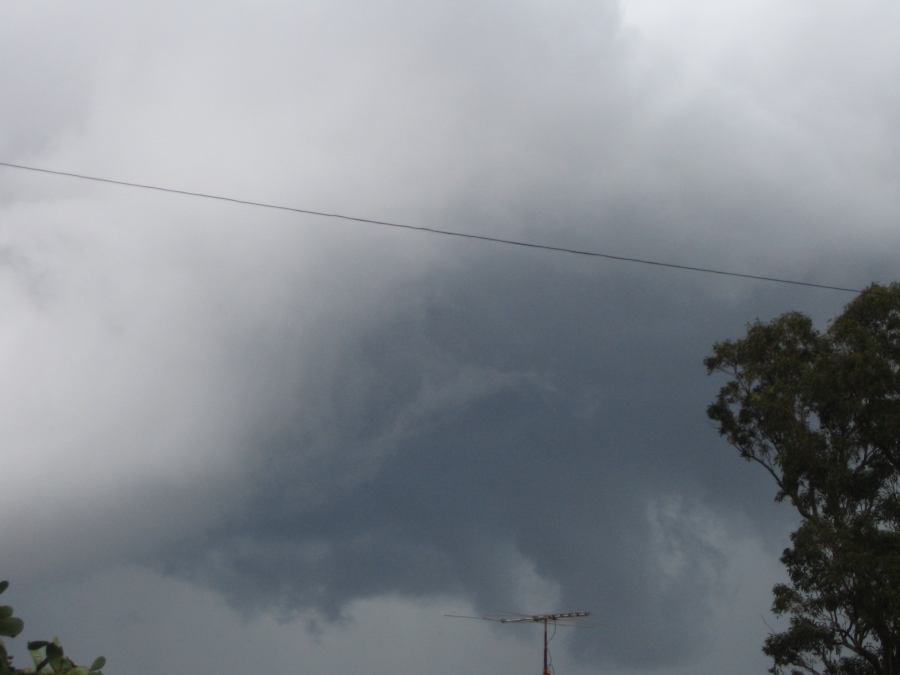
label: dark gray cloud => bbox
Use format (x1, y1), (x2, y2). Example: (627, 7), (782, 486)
(152, 247), (859, 668)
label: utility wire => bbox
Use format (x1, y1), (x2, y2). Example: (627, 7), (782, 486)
(0, 160), (862, 294)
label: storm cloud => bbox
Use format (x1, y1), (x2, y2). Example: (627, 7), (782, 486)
(2, 1), (899, 673)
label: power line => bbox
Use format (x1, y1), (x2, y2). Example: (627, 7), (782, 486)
(0, 160), (862, 294)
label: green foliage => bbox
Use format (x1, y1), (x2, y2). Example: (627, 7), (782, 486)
(0, 582), (105, 675)
(0, 582), (25, 640)
(1, 580), (25, 675)
(706, 282), (900, 674)
(26, 640), (105, 674)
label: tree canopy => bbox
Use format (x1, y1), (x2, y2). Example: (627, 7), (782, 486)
(705, 282), (900, 675)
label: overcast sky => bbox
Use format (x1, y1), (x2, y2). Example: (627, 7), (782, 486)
(1, 1), (898, 673)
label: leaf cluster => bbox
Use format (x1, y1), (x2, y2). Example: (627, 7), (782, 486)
(0, 581), (105, 675)
(705, 283), (900, 674)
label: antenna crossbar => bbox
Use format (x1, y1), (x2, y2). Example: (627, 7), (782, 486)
(445, 609), (592, 674)
(495, 611), (590, 623)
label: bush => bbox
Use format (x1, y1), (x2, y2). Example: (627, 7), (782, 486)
(0, 580), (105, 675)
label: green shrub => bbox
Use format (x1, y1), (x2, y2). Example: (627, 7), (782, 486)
(0, 581), (105, 675)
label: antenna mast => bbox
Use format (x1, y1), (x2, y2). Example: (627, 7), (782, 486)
(445, 610), (591, 675)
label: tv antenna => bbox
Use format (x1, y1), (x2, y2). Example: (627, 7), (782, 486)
(445, 610), (591, 675)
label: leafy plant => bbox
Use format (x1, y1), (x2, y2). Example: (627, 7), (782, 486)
(1, 581), (25, 675)
(706, 282), (900, 674)
(0, 581), (105, 675)
(27, 641), (105, 675)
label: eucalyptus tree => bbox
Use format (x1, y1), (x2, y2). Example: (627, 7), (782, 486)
(706, 283), (900, 674)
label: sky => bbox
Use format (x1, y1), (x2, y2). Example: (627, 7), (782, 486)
(1, 1), (898, 673)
